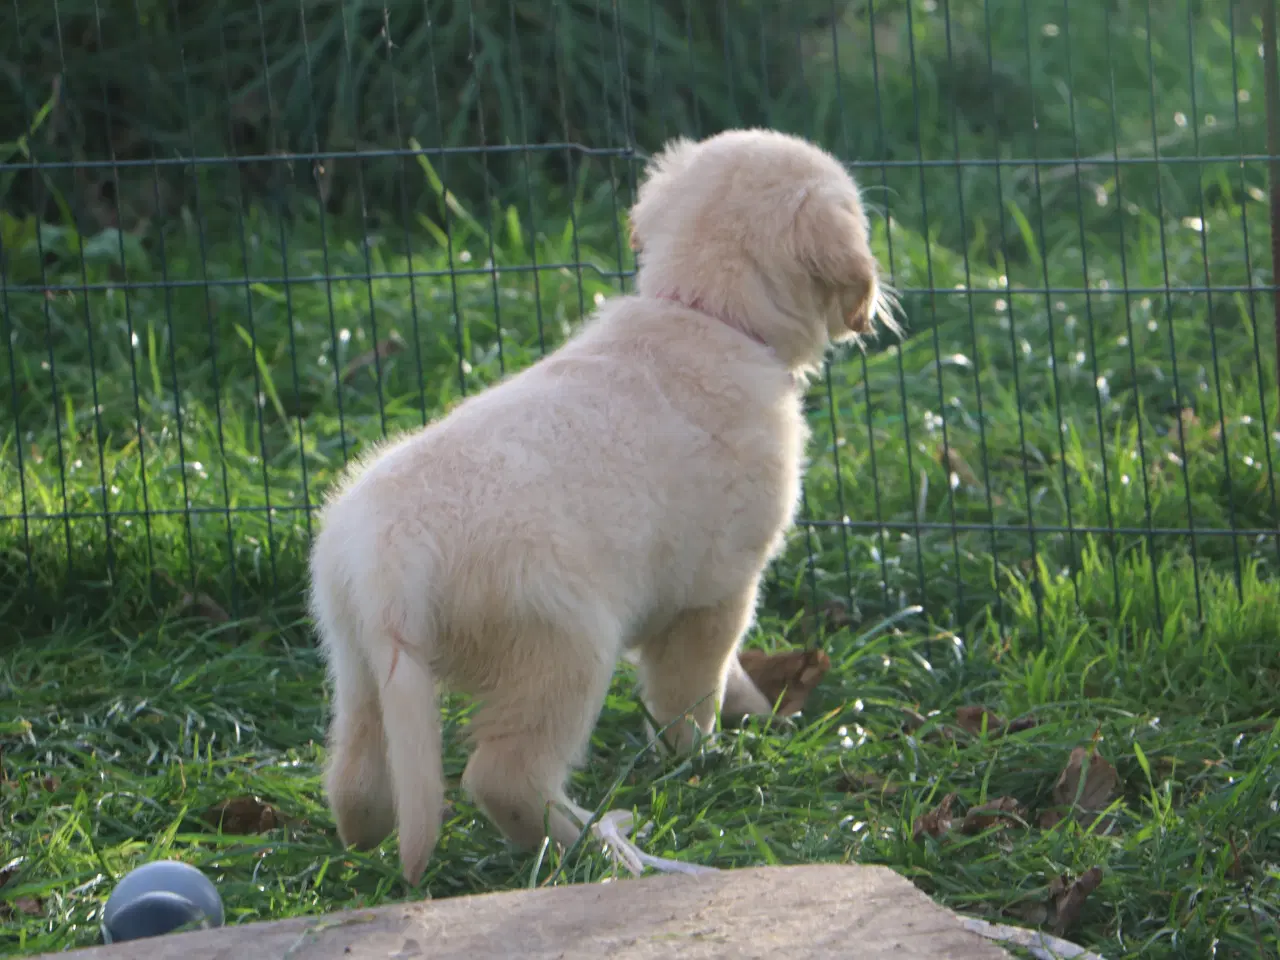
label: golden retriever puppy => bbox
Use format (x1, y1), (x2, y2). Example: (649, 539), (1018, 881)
(308, 127), (896, 885)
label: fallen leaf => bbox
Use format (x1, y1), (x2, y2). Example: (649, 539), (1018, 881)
(39, 775), (58, 793)
(1004, 714), (1040, 735)
(1038, 809), (1065, 829)
(1003, 866), (1104, 937)
(230, 89), (267, 127)
(1226, 832), (1249, 880)
(912, 792), (955, 841)
(737, 647), (830, 716)
(154, 571), (230, 624)
(203, 795), (279, 834)
(180, 591), (230, 624)
(900, 707), (929, 732)
(1050, 866), (1103, 935)
(1010, 899), (1050, 925)
(819, 599), (851, 630)
(341, 334), (407, 384)
(14, 896), (42, 916)
(840, 770), (900, 796)
(797, 599), (854, 640)
(956, 705), (1004, 737)
(940, 447), (981, 488)
(1052, 746), (1119, 828)
(960, 796), (1025, 834)
(893, 707), (953, 744)
(955, 706), (1038, 739)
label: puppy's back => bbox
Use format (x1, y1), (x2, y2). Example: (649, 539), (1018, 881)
(314, 296), (799, 658)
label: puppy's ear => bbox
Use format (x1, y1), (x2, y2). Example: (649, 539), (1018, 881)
(790, 185), (882, 334)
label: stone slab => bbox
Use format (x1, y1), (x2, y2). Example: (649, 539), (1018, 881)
(32, 864), (1010, 959)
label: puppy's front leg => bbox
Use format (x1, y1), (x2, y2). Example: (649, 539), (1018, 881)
(635, 586), (762, 753)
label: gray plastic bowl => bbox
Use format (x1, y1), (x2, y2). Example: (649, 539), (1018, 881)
(101, 860), (224, 943)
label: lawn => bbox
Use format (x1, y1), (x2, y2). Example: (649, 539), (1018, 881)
(2, 1), (1280, 958)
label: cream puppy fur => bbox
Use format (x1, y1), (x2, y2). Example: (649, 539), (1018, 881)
(308, 127), (896, 885)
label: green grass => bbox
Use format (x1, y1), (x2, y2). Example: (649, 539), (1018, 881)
(3, 0), (1280, 957)
(2, 548), (1277, 957)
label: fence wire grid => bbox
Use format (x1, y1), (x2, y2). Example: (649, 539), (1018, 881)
(2, 0), (1279, 638)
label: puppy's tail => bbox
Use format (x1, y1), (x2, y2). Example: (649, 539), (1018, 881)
(375, 621), (445, 887)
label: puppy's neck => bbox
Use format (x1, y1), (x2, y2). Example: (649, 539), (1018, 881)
(650, 291), (804, 390)
(638, 266), (826, 377)
(654, 291), (770, 351)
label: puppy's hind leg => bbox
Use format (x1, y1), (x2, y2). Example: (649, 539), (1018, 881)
(461, 619), (719, 877)
(460, 623), (615, 856)
(320, 622), (398, 854)
(635, 584), (762, 754)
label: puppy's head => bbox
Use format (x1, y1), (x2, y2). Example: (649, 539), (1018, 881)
(629, 129), (898, 370)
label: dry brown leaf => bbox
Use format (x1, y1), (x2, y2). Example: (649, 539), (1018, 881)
(154, 571), (230, 624)
(1004, 714), (1040, 735)
(912, 792), (955, 841)
(955, 706), (1039, 739)
(203, 795), (279, 835)
(900, 707), (929, 732)
(1225, 832), (1250, 880)
(14, 895), (42, 917)
(840, 769), (900, 796)
(819, 599), (852, 631)
(38, 775), (58, 793)
(737, 647), (830, 716)
(796, 599), (853, 641)
(1051, 866), (1103, 935)
(956, 705), (1005, 737)
(1002, 866), (1104, 940)
(1053, 746), (1119, 827)
(341, 334), (407, 384)
(1038, 809), (1065, 830)
(941, 447), (981, 488)
(1009, 899), (1050, 926)
(960, 796), (1025, 834)
(179, 591), (230, 624)
(894, 707), (953, 744)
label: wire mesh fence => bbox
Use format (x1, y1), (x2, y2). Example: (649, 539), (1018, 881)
(3, 0), (1278, 638)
